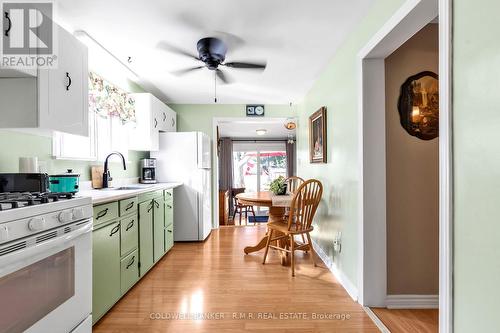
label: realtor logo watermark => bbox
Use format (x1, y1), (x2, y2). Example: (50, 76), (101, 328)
(1, 1), (57, 68)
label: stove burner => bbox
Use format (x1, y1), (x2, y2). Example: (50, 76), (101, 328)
(0, 192), (74, 211)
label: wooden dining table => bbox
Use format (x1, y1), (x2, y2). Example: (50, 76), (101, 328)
(236, 191), (294, 265)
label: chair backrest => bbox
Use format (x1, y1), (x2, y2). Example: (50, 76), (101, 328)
(232, 187), (246, 205)
(285, 176), (305, 194)
(287, 179), (323, 231)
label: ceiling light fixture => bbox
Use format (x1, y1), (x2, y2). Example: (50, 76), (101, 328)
(256, 129), (267, 136)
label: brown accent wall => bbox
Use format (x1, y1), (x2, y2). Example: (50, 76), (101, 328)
(385, 24), (439, 295)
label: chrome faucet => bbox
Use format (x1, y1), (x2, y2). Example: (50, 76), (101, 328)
(103, 152), (127, 188)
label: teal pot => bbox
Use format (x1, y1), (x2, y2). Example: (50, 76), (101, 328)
(49, 169), (80, 194)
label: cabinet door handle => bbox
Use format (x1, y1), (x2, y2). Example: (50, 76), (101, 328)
(109, 223), (120, 237)
(4, 12), (11, 37)
(166, 204), (172, 209)
(147, 202), (153, 212)
(171, 118), (175, 127)
(126, 220), (134, 231)
(66, 72), (72, 91)
(153, 199), (159, 208)
(166, 191), (172, 196)
(126, 256), (135, 269)
(167, 229), (172, 233)
(96, 208), (108, 220)
(125, 202), (134, 211)
(163, 112), (166, 121)
(154, 118), (158, 128)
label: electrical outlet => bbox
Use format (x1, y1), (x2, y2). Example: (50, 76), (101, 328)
(333, 231), (342, 253)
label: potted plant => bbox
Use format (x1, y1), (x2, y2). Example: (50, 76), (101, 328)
(269, 176), (287, 195)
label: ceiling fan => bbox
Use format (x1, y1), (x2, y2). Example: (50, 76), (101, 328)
(158, 37), (267, 86)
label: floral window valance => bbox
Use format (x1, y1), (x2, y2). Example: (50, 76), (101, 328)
(89, 72), (136, 123)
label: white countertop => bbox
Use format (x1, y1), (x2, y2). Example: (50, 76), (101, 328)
(77, 182), (183, 205)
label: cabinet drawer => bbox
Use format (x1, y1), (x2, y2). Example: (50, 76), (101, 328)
(165, 223), (174, 253)
(138, 190), (163, 203)
(120, 214), (138, 257)
(119, 196), (137, 216)
(120, 250), (139, 295)
(93, 202), (119, 226)
(164, 189), (173, 203)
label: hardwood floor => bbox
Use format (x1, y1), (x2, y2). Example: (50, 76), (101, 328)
(371, 308), (438, 333)
(93, 226), (379, 333)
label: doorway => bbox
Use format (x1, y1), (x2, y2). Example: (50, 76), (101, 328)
(213, 117), (296, 226)
(357, 0), (452, 332)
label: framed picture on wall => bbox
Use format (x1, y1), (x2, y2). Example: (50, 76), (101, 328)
(309, 107), (327, 163)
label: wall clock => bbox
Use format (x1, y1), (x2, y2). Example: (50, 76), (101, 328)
(246, 105), (265, 117)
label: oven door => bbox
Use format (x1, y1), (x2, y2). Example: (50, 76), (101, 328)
(0, 220), (92, 333)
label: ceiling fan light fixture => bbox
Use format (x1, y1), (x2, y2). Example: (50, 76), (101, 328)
(256, 129), (267, 136)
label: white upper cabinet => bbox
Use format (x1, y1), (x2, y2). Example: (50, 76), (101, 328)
(0, 24), (89, 136)
(128, 93), (176, 151)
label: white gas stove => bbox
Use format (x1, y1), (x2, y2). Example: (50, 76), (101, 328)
(0, 191), (93, 333)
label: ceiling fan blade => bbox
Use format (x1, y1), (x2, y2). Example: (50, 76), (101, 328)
(171, 66), (205, 76)
(223, 61), (267, 70)
(216, 69), (233, 84)
(157, 41), (200, 61)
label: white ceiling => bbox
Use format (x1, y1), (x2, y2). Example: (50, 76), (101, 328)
(56, 0), (374, 104)
(218, 118), (296, 139)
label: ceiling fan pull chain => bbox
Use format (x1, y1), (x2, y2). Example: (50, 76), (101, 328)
(214, 71), (217, 103)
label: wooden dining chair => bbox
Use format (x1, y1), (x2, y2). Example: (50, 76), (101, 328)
(232, 187), (256, 225)
(284, 176), (306, 245)
(262, 179), (323, 277)
(285, 176), (304, 194)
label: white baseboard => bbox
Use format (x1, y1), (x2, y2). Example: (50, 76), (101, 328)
(386, 294), (439, 309)
(363, 307), (390, 333)
(312, 240), (358, 301)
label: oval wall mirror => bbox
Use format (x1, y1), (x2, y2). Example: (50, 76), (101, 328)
(397, 71), (439, 140)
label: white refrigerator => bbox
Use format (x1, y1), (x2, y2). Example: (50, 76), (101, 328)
(152, 132), (212, 241)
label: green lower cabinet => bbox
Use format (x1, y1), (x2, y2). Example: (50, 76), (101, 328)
(153, 197), (165, 262)
(92, 220), (121, 324)
(138, 200), (154, 276)
(120, 250), (139, 295)
(165, 223), (174, 252)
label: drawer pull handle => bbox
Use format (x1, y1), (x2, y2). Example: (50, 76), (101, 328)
(167, 192), (172, 196)
(126, 256), (135, 269)
(154, 118), (158, 128)
(126, 220), (134, 231)
(167, 230), (172, 233)
(125, 202), (134, 211)
(96, 208), (108, 220)
(66, 72), (72, 91)
(109, 223), (120, 237)
(4, 12), (11, 37)
(166, 204), (172, 209)
(163, 112), (166, 121)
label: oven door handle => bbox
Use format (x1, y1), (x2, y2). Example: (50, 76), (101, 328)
(0, 220), (93, 269)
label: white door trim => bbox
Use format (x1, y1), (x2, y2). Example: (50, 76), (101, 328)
(357, 0), (452, 332)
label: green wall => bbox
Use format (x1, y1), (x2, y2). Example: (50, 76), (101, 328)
(295, 0), (405, 289)
(453, 0), (500, 330)
(0, 130), (146, 181)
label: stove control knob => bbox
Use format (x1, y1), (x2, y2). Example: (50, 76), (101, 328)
(28, 217), (46, 231)
(0, 225), (9, 242)
(72, 208), (85, 220)
(58, 211), (73, 223)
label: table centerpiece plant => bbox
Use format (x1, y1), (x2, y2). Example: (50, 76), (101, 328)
(269, 176), (287, 195)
